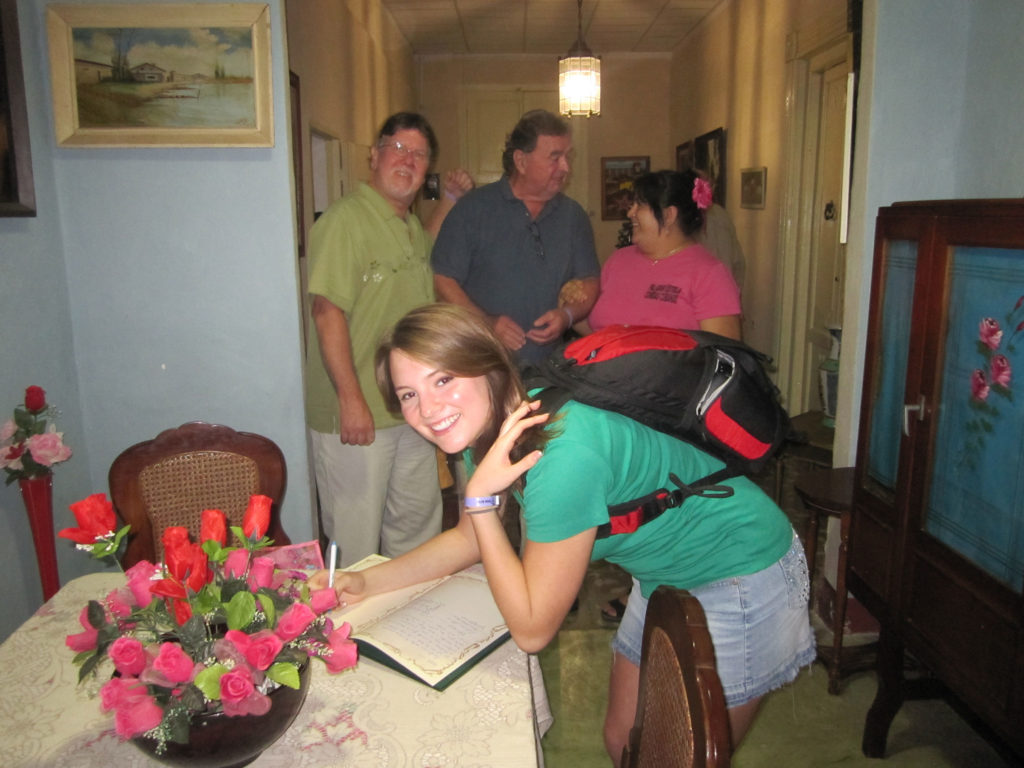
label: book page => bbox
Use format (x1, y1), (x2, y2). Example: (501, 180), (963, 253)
(330, 558), (510, 687)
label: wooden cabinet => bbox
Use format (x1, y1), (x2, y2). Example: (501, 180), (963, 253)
(849, 199), (1024, 758)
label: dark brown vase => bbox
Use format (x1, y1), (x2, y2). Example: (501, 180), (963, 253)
(131, 662), (310, 768)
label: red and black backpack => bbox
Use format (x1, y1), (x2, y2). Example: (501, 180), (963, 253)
(524, 325), (790, 538)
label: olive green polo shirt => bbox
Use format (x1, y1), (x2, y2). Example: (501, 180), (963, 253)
(304, 182), (434, 432)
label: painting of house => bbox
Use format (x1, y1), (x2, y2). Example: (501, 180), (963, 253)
(130, 62), (165, 83)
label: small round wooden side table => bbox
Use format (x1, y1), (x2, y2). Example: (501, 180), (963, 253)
(795, 466), (877, 694)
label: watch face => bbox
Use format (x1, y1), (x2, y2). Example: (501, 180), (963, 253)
(424, 173), (441, 200)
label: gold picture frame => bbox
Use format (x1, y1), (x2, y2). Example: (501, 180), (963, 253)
(47, 3), (273, 148)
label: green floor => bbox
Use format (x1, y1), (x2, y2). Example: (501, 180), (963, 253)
(537, 627), (1017, 768)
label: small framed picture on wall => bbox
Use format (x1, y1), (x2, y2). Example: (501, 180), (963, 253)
(740, 167), (767, 209)
(600, 156), (650, 220)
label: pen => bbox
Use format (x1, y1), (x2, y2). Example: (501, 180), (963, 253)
(327, 540), (338, 588)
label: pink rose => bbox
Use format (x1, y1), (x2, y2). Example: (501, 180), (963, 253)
(970, 369), (990, 402)
(100, 675), (164, 737)
(0, 420), (15, 443)
(240, 630), (283, 670)
(26, 431), (72, 467)
(247, 556), (275, 590)
(105, 588), (133, 620)
(310, 587), (339, 615)
(224, 548), (250, 579)
(65, 605), (98, 652)
(125, 560), (159, 607)
(979, 317), (1003, 350)
(109, 636), (148, 677)
(990, 354), (1012, 388)
(219, 666), (272, 717)
(24, 386), (47, 413)
(322, 622), (359, 673)
(275, 602), (317, 642)
(152, 642), (196, 684)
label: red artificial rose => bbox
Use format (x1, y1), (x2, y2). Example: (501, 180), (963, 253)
(162, 527), (193, 582)
(24, 385), (46, 413)
(125, 560), (160, 608)
(240, 629), (283, 671)
(219, 666), (272, 717)
(184, 543), (210, 592)
(223, 548), (250, 579)
(59, 493), (117, 546)
(310, 587), (339, 615)
(323, 621), (359, 673)
(242, 494), (272, 539)
(247, 556), (275, 591)
(200, 508), (227, 546)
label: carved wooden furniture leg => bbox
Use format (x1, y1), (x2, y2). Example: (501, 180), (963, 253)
(862, 623), (904, 757)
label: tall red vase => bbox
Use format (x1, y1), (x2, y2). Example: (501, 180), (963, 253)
(18, 475), (61, 602)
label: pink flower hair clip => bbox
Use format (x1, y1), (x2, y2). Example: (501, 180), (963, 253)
(692, 178), (713, 210)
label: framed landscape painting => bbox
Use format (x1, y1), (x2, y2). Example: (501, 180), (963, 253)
(601, 155), (649, 221)
(47, 4), (273, 147)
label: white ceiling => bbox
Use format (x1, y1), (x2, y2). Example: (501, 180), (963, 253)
(379, 0), (723, 55)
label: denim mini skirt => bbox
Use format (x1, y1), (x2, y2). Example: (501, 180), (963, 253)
(611, 531), (816, 707)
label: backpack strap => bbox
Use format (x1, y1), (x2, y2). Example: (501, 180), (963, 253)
(595, 470), (736, 539)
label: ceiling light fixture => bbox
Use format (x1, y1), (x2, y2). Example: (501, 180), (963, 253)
(558, 0), (601, 117)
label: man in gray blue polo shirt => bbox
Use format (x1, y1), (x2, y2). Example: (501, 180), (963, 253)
(432, 109), (600, 366)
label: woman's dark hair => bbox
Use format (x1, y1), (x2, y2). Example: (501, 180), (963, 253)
(501, 109), (570, 176)
(377, 112), (438, 161)
(632, 169), (705, 238)
(375, 304), (553, 464)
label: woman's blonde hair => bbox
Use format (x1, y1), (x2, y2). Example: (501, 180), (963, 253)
(375, 304), (552, 462)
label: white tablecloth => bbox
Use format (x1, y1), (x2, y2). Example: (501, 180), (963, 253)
(0, 573), (551, 767)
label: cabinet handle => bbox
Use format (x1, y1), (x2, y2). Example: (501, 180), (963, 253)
(903, 395), (926, 436)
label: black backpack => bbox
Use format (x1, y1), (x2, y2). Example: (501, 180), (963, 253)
(524, 324), (790, 538)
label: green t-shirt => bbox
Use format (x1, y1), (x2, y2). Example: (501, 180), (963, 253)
(304, 183), (434, 431)
(492, 400), (792, 596)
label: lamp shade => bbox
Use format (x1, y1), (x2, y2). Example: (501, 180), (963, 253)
(559, 53), (601, 117)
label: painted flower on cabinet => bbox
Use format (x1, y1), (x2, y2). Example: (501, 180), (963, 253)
(964, 296), (1023, 470)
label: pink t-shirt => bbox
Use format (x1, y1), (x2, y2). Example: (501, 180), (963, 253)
(588, 244), (741, 331)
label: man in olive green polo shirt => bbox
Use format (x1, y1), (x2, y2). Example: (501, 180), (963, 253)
(305, 112), (466, 567)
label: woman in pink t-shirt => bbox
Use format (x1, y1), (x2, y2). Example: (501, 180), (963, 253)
(585, 169), (742, 341)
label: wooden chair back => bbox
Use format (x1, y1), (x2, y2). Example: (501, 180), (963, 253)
(109, 422), (290, 566)
(621, 586), (731, 768)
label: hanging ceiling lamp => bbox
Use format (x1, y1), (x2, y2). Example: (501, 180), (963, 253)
(558, 0), (601, 117)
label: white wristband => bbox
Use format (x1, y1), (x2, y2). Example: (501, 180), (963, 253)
(464, 495), (502, 513)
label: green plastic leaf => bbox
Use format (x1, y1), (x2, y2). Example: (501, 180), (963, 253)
(257, 592), (276, 627)
(226, 590), (257, 631)
(85, 600), (107, 630)
(266, 661), (300, 689)
(193, 663), (228, 700)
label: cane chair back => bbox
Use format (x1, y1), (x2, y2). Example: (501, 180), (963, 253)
(621, 586), (731, 768)
(109, 422), (290, 566)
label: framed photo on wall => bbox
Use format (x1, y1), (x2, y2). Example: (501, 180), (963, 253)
(1, 0), (36, 216)
(601, 155), (649, 220)
(740, 167), (767, 209)
(693, 127), (726, 206)
(46, 3), (273, 147)
(675, 140), (694, 172)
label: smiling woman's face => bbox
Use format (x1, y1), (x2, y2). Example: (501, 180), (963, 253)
(389, 350), (493, 454)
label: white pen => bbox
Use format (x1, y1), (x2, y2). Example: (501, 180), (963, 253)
(327, 540), (338, 588)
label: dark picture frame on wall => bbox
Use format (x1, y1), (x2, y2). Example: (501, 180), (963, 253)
(693, 127), (726, 206)
(675, 140), (694, 172)
(600, 155), (650, 220)
(1, 0), (36, 216)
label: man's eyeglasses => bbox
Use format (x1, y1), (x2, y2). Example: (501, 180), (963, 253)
(378, 140), (431, 163)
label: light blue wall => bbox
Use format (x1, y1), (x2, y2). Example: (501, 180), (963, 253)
(835, 0), (1024, 464)
(0, 0), (312, 642)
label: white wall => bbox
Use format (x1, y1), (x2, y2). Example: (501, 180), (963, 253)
(0, 0), (311, 642)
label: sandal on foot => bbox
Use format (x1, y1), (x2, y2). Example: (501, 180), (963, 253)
(600, 597), (626, 624)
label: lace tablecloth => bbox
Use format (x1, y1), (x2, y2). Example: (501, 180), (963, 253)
(0, 573), (552, 767)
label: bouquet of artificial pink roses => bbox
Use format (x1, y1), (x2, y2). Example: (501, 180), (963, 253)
(60, 493), (357, 753)
(1, 385), (72, 485)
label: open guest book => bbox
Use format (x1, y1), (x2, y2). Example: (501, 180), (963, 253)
(332, 554), (511, 690)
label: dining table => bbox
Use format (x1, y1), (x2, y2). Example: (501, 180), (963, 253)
(0, 572), (553, 767)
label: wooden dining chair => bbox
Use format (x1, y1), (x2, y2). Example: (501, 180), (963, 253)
(109, 421), (290, 567)
(621, 586), (731, 768)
